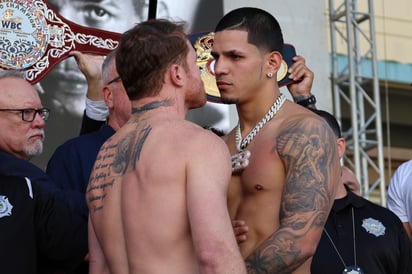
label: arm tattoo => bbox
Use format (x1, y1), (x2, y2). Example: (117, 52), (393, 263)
(245, 119), (339, 273)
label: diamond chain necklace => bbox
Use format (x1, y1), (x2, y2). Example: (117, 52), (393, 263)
(235, 93), (286, 152)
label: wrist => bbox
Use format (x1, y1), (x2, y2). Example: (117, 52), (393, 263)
(293, 93), (312, 102)
(294, 94), (317, 109)
(85, 98), (108, 121)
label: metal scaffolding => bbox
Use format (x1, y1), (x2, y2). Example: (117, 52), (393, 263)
(328, 0), (386, 205)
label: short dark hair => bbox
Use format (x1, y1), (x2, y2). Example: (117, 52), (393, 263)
(311, 109), (342, 138)
(116, 19), (189, 100)
(215, 7), (284, 54)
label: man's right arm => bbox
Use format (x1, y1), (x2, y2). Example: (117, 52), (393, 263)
(69, 51), (108, 135)
(187, 132), (246, 274)
(80, 101), (107, 135)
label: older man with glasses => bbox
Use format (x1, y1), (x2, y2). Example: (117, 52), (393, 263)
(46, 50), (131, 222)
(0, 108), (50, 123)
(0, 71), (88, 274)
(0, 74), (50, 161)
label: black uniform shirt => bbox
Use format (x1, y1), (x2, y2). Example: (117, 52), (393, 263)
(0, 174), (87, 274)
(311, 190), (412, 274)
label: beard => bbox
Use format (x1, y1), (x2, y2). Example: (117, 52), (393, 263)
(187, 78), (208, 109)
(24, 140), (43, 159)
(220, 96), (238, 105)
(24, 130), (45, 159)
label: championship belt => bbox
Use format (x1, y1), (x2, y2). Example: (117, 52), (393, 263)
(0, 0), (120, 84)
(0, 1), (297, 102)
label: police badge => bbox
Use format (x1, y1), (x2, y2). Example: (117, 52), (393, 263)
(362, 217), (386, 237)
(0, 195), (13, 218)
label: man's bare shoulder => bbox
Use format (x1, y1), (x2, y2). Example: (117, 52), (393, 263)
(178, 120), (229, 152)
(277, 103), (332, 135)
(273, 102), (339, 165)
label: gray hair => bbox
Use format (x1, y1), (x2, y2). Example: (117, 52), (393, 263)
(101, 51), (116, 83)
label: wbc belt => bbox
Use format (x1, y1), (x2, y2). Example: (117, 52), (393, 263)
(0, 0), (120, 84)
(0, 0), (297, 102)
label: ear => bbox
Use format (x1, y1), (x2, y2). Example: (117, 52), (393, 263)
(103, 86), (114, 109)
(267, 51), (283, 74)
(169, 64), (185, 87)
(337, 137), (346, 159)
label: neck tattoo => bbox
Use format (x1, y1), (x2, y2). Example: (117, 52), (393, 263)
(132, 100), (171, 115)
(323, 207), (365, 274)
(231, 93), (286, 173)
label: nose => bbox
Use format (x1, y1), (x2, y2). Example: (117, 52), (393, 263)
(32, 112), (46, 128)
(213, 57), (226, 77)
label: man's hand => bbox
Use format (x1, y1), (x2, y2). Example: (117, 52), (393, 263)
(232, 220), (248, 244)
(70, 51), (104, 101)
(287, 55), (314, 99)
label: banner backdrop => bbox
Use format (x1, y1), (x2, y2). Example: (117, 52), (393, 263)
(32, 0), (226, 169)
(26, 0), (329, 170)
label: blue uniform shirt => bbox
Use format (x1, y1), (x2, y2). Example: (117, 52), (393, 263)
(46, 125), (115, 219)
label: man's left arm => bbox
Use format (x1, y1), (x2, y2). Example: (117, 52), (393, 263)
(88, 216), (110, 274)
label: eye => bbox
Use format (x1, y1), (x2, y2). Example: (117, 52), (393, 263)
(22, 109), (35, 116)
(22, 109), (36, 121)
(82, 4), (113, 26)
(231, 53), (242, 60)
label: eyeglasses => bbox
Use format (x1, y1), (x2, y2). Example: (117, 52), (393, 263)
(106, 75), (121, 85)
(0, 108), (50, 122)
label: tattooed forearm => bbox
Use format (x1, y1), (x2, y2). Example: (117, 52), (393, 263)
(245, 229), (303, 273)
(245, 242), (292, 273)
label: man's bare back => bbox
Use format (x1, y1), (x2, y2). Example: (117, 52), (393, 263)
(86, 19), (246, 274)
(87, 110), (245, 273)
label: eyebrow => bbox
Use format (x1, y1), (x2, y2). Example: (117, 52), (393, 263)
(211, 49), (241, 57)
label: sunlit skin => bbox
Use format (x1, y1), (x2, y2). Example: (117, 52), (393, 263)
(341, 166), (361, 195)
(212, 29), (340, 273)
(86, 26), (245, 272)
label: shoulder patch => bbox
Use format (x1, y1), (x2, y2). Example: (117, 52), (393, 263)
(0, 195), (13, 218)
(361, 217), (386, 237)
